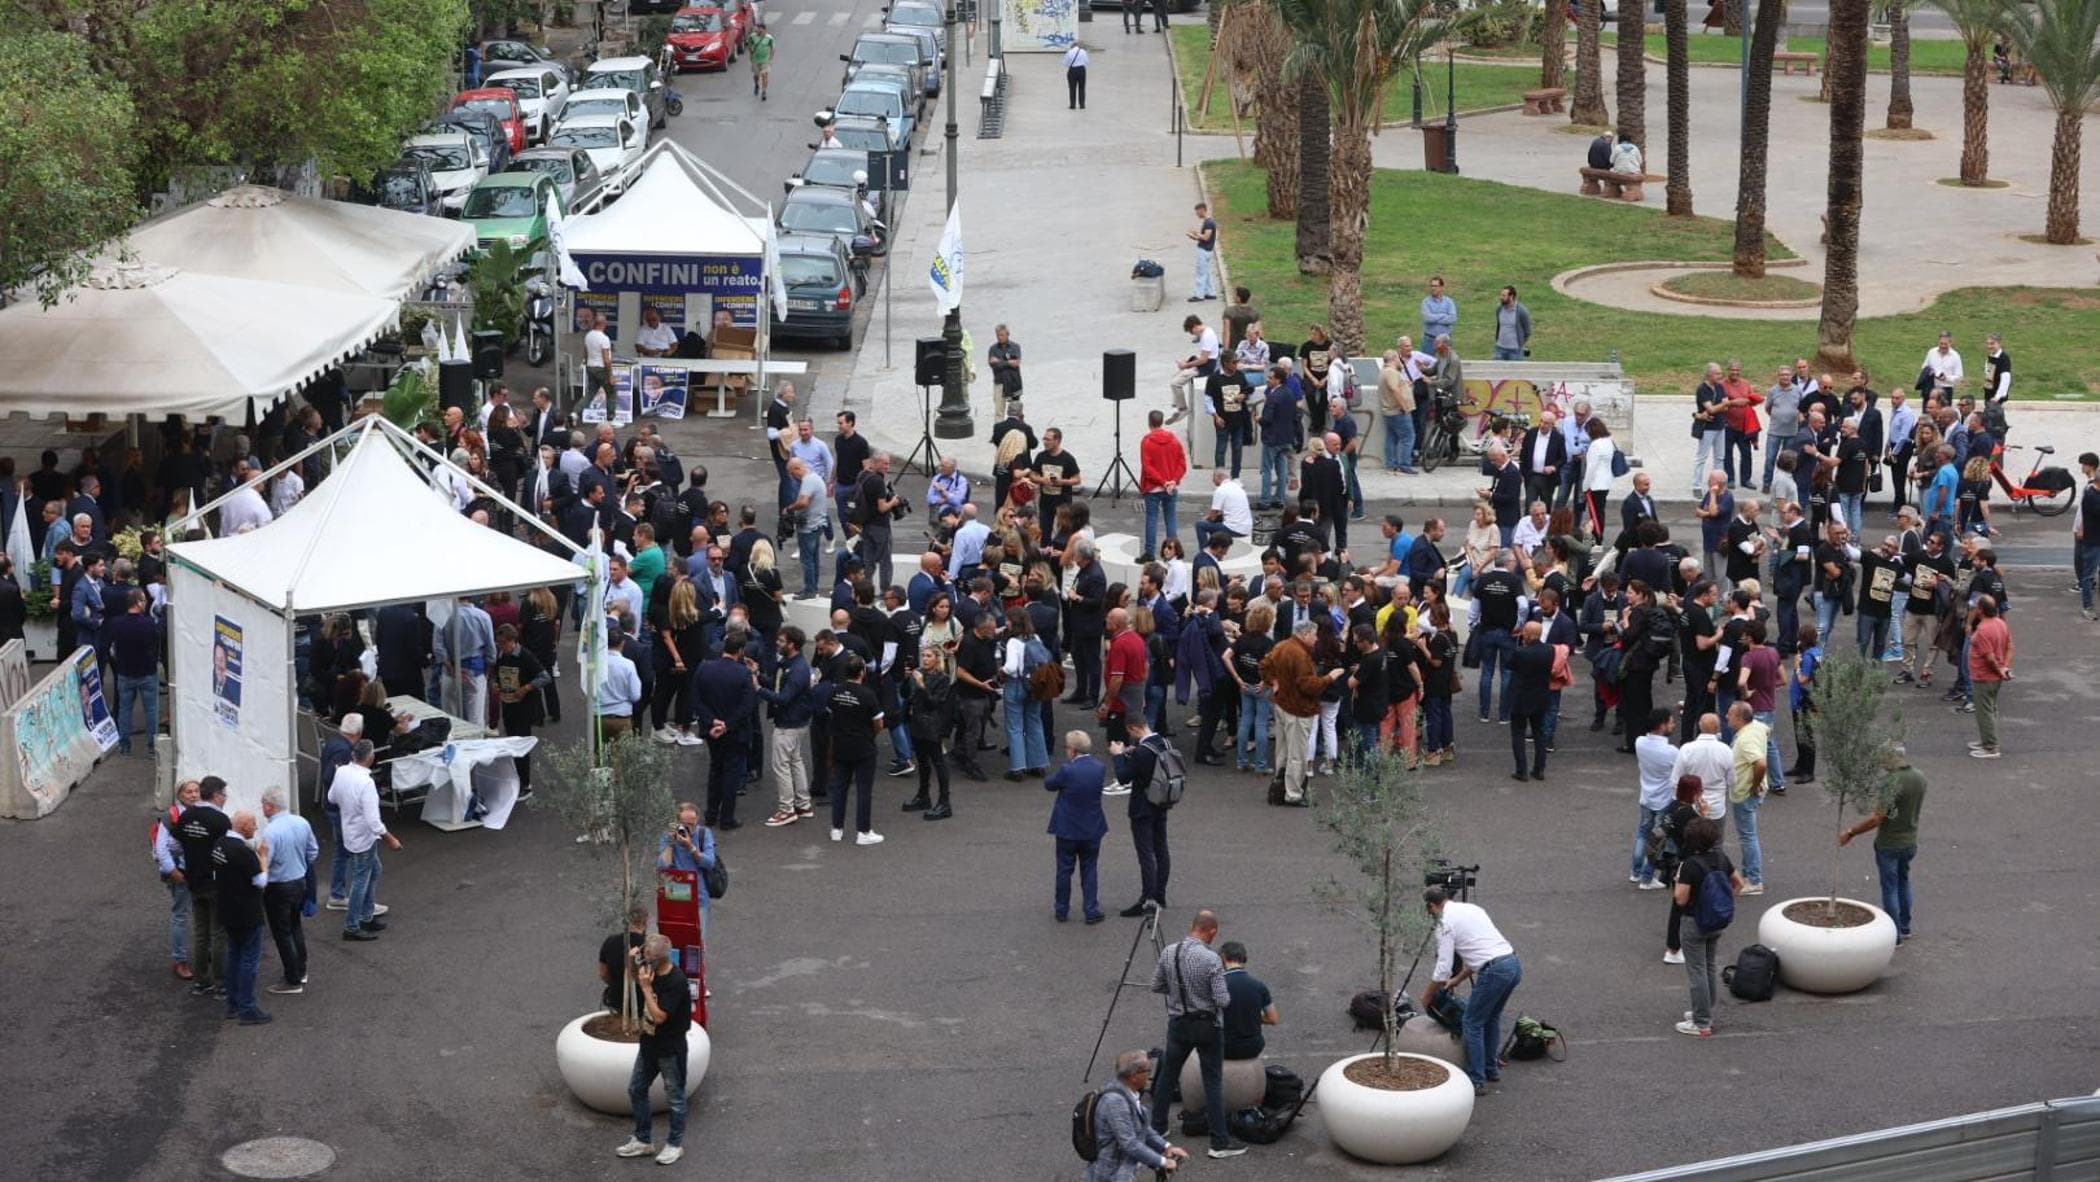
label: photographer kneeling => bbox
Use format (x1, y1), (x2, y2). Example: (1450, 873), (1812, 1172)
(1420, 886), (1521, 1096)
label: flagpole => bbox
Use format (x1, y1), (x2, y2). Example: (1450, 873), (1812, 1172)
(934, 0), (973, 440)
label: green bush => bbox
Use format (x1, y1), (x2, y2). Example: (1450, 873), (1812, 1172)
(1466, 0), (1536, 47)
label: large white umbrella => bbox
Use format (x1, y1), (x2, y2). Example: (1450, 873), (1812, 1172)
(127, 184), (474, 300)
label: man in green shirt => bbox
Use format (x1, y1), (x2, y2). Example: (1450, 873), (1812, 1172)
(628, 522), (668, 606)
(748, 24), (774, 101)
(1839, 747), (1926, 944)
(1726, 701), (1769, 895)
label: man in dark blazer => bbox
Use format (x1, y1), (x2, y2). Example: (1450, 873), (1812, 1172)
(1044, 729), (1110, 924)
(1505, 620), (1556, 781)
(1518, 414), (1568, 509)
(1064, 541), (1108, 708)
(1620, 471), (1659, 541)
(692, 545), (740, 655)
(690, 632), (760, 830)
(1406, 518), (1448, 594)
(1302, 438), (1350, 552)
(525, 387), (565, 453)
(374, 603), (431, 699)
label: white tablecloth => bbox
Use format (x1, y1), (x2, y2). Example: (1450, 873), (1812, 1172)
(394, 736), (538, 830)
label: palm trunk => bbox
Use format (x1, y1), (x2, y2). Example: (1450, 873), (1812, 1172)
(1572, 0), (1610, 124)
(1541, 0), (1568, 90)
(1254, 19), (1299, 218)
(1665, 0), (1693, 214)
(1616, 2), (1647, 153)
(1958, 38), (1990, 184)
(2044, 106), (2083, 244)
(1815, 0), (1868, 374)
(1731, 0), (1784, 274)
(1725, 0), (1744, 35)
(1328, 121), (1372, 352)
(1885, 0), (1913, 129)
(1296, 73), (1333, 275)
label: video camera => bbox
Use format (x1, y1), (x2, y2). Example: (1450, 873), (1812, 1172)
(1424, 859), (1480, 900)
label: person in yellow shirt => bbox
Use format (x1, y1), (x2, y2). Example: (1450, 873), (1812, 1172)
(1726, 702), (1769, 895)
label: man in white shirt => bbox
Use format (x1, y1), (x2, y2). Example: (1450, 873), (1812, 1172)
(634, 306), (679, 357)
(595, 628), (645, 741)
(1195, 469), (1251, 551)
(1420, 887), (1521, 1094)
(1062, 42), (1088, 109)
(1631, 707), (1678, 889)
(559, 429), (592, 483)
(1669, 712), (1734, 820)
(328, 740), (400, 941)
(1167, 314), (1220, 427)
(217, 457), (274, 535)
(583, 311), (615, 412)
(268, 467), (305, 519)
(478, 383), (512, 433)
(605, 555), (645, 624)
(1922, 331), (1963, 396)
(1556, 398), (1594, 510)
(947, 504), (992, 579)
(1511, 500), (1551, 555)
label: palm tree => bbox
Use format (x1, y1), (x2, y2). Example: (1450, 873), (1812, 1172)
(1571, 0), (1610, 124)
(1664, 0), (1692, 214)
(1295, 74), (1333, 274)
(1815, 0), (1870, 374)
(1222, 0), (1300, 218)
(1886, 0), (1916, 129)
(1277, 0), (1459, 350)
(1541, 0), (1568, 89)
(2006, 0), (2100, 243)
(1928, 0), (2014, 185)
(1732, 0), (1786, 274)
(1616, 0), (1647, 153)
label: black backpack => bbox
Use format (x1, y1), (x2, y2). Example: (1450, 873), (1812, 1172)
(1228, 1065), (1317, 1146)
(1724, 943), (1781, 1001)
(1072, 1086), (1142, 1163)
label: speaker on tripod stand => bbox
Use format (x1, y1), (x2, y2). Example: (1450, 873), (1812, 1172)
(1093, 349), (1140, 502)
(901, 336), (946, 478)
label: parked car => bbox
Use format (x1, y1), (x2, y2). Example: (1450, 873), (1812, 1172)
(509, 145), (606, 211)
(452, 88), (529, 156)
(884, 25), (942, 98)
(850, 63), (924, 120)
(461, 173), (564, 256)
(549, 113), (647, 195)
(581, 55), (668, 130)
(353, 159), (440, 216)
(768, 232), (862, 350)
(778, 184), (885, 259)
(823, 112), (902, 153)
(401, 129), (489, 214)
(791, 145), (892, 227)
(714, 0), (755, 46)
(560, 88), (647, 128)
(480, 39), (572, 83)
(432, 108), (512, 176)
(627, 0), (683, 13)
(487, 67), (569, 144)
(667, 6), (739, 71)
(883, 1), (946, 54)
(841, 32), (926, 98)
(833, 79), (914, 144)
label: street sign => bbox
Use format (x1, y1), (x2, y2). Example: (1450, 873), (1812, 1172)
(868, 149), (911, 192)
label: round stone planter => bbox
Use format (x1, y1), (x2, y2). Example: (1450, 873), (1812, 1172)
(1178, 1055), (1267, 1114)
(1756, 897), (1899, 994)
(555, 1011), (710, 1115)
(1317, 1052), (1473, 1165)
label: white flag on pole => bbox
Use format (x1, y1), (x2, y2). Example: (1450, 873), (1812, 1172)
(4, 489), (33, 591)
(927, 200), (963, 314)
(548, 192), (587, 289)
(451, 314), (472, 365)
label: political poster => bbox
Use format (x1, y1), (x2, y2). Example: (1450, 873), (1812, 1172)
(640, 295), (687, 334)
(636, 365), (688, 421)
(212, 616), (243, 730)
(580, 364), (637, 425)
(76, 653), (118, 749)
(575, 292), (620, 339)
(0, 647), (118, 819)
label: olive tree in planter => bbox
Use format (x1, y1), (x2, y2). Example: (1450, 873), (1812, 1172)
(1311, 750), (1473, 1165)
(1756, 648), (1903, 993)
(536, 734), (708, 1113)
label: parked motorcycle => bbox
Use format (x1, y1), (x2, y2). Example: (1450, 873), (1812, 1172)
(522, 273), (555, 367)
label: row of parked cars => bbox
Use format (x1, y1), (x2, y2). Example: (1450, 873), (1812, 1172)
(768, 1), (949, 349)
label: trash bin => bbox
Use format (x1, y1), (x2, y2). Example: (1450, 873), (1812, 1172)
(1421, 124), (1449, 173)
(1131, 272), (1166, 313)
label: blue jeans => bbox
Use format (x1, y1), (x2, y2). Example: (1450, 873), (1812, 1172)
(1731, 793), (1765, 885)
(1054, 836), (1103, 919)
(1450, 565), (1476, 600)
(223, 923), (265, 1017)
(1631, 804), (1661, 881)
(1874, 845), (1916, 938)
(1541, 689), (1563, 747)
(1192, 247), (1218, 298)
(1839, 492), (1864, 538)
(1492, 346), (1524, 361)
(1461, 954), (1522, 1086)
(796, 527), (822, 596)
(1150, 1017), (1231, 1149)
(1814, 592), (1842, 642)
(1003, 682), (1046, 771)
(885, 678), (915, 764)
(1855, 613), (1890, 662)
(1475, 627), (1514, 721)
(1212, 419), (1247, 473)
(1383, 413), (1416, 470)
(1144, 683), (1168, 733)
(1142, 490), (1178, 557)
(630, 1046), (689, 1147)
(773, 459), (796, 512)
(1236, 687), (1271, 769)
(1259, 445), (1291, 505)
(1193, 519), (1243, 552)
(1723, 429), (1756, 487)
(1760, 432), (1788, 490)
(345, 847), (382, 932)
(116, 673), (159, 753)
(1752, 709), (1784, 790)
(166, 877), (191, 962)
(1423, 696), (1453, 750)
(2078, 541), (2100, 613)
(325, 805), (349, 901)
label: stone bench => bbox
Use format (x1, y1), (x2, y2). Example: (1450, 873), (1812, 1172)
(1776, 50), (1817, 75)
(1579, 166), (1644, 202)
(1522, 87), (1567, 116)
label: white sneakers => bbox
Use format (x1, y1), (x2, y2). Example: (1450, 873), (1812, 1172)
(855, 831), (885, 846)
(1739, 883), (1765, 896)
(1102, 781), (1132, 796)
(1662, 949), (1684, 964)
(655, 1146), (683, 1165)
(615, 1138), (653, 1158)
(1637, 877), (1666, 891)
(830, 828), (844, 842)
(653, 728), (679, 745)
(1674, 1019), (1713, 1037)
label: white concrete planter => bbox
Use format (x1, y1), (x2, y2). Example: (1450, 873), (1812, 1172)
(1317, 1052), (1473, 1165)
(1178, 1054), (1267, 1114)
(22, 618), (57, 663)
(555, 1011), (710, 1115)
(1756, 897), (1899, 995)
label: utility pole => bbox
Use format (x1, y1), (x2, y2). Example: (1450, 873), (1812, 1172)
(934, 0), (974, 439)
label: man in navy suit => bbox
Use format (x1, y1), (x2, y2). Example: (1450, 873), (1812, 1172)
(691, 545), (739, 657)
(1505, 620), (1556, 781)
(1534, 586), (1580, 753)
(1045, 730), (1110, 924)
(690, 632), (760, 830)
(1518, 413), (1567, 510)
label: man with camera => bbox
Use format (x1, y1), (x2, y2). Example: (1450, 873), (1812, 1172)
(848, 453), (901, 590)
(1147, 910), (1249, 1159)
(1421, 883), (1520, 1096)
(613, 934), (692, 1165)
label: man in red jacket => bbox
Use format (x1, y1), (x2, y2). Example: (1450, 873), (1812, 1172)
(1139, 409), (1188, 562)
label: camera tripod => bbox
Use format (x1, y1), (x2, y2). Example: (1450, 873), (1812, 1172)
(1093, 397), (1139, 504)
(901, 381), (942, 479)
(1081, 901), (1166, 1082)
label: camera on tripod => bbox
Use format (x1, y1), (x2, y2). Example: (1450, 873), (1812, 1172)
(1424, 859), (1479, 899)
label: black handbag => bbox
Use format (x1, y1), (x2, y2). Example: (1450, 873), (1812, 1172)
(1461, 628), (1483, 669)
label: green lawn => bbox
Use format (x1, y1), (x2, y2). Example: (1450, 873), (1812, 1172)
(1205, 159), (2100, 396)
(1600, 31), (1971, 74)
(1171, 26), (1541, 133)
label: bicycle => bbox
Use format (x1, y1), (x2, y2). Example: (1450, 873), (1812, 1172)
(1988, 443), (2076, 516)
(1416, 389), (1484, 473)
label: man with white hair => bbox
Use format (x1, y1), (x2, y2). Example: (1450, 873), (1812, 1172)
(213, 808), (273, 1025)
(260, 789), (319, 995)
(1261, 619), (1339, 806)
(329, 739), (400, 942)
(1087, 1050), (1189, 1180)
(217, 458), (274, 535)
(1195, 467), (1251, 552)
(1478, 439), (1523, 549)
(1556, 399), (1594, 509)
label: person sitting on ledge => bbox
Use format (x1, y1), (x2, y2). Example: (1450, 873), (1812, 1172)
(1610, 133), (1644, 177)
(1219, 941), (1280, 1061)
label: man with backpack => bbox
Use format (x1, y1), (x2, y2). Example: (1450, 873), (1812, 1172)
(1111, 714), (1182, 918)
(1672, 816), (1746, 1036)
(1080, 1051), (1187, 1179)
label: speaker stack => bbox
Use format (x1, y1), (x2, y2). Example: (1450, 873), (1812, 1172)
(1102, 348), (1136, 401)
(914, 336), (947, 387)
(438, 359), (477, 415)
(470, 329), (506, 380)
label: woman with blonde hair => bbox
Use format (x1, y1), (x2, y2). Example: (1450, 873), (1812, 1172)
(652, 579), (706, 743)
(742, 538), (785, 677)
(1957, 454), (1995, 537)
(523, 586), (563, 723)
(1453, 502), (1497, 600)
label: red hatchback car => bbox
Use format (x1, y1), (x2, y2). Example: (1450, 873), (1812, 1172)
(666, 5), (739, 71)
(451, 88), (527, 155)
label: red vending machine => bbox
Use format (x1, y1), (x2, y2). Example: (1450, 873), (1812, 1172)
(655, 869), (708, 1027)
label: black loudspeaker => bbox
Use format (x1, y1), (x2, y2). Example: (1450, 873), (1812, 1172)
(914, 336), (946, 387)
(1102, 349), (1136, 401)
(470, 329), (506, 380)
(438, 359), (477, 415)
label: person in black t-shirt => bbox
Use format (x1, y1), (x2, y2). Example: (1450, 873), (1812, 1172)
(175, 777), (232, 995)
(1470, 554), (1524, 724)
(1677, 580), (1721, 742)
(618, 934), (693, 1163)
(1219, 941), (1279, 1060)
(825, 655), (886, 844)
(597, 905), (649, 1012)
(1722, 500), (1766, 586)
(1345, 624), (1389, 764)
(1831, 420), (1870, 538)
(1033, 431), (1081, 535)
(213, 811), (271, 1024)
(1855, 537), (1902, 660)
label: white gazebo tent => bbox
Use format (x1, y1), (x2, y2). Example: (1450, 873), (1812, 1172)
(164, 418), (593, 817)
(128, 184), (474, 299)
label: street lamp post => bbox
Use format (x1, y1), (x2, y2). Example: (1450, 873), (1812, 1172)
(1444, 46), (1458, 174)
(935, 0), (973, 439)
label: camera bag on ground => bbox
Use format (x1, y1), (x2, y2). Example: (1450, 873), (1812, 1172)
(1499, 1014), (1568, 1062)
(1724, 943), (1781, 1002)
(1346, 988), (1464, 1038)
(1228, 1066), (1318, 1146)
